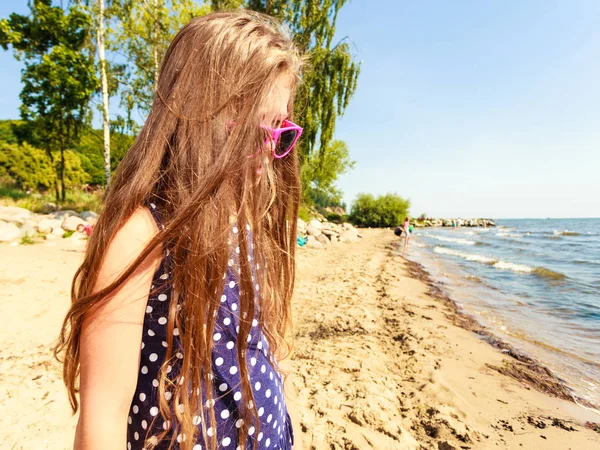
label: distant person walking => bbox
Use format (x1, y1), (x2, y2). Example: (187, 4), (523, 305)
(402, 217), (411, 255)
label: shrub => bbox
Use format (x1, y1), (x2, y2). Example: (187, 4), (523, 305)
(349, 193), (411, 228)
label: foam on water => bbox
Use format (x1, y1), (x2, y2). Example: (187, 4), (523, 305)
(421, 233), (477, 245)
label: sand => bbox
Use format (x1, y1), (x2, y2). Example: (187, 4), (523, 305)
(0, 230), (598, 449)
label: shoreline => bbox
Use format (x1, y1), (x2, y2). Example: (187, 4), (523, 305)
(400, 251), (600, 416)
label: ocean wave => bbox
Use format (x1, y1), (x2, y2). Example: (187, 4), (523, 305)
(432, 246), (566, 281)
(554, 230), (581, 236)
(421, 234), (477, 245)
(495, 232), (524, 238)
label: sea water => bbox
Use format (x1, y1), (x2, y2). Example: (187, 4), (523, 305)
(408, 218), (600, 411)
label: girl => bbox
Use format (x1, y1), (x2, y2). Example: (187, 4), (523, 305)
(56, 11), (304, 450)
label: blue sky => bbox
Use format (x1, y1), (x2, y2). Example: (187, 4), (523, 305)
(1, 1), (599, 218)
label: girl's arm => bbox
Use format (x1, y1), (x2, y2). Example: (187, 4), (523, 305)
(74, 208), (161, 450)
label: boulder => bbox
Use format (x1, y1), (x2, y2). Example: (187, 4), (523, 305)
(0, 206), (31, 224)
(40, 202), (58, 214)
(37, 218), (61, 234)
(297, 218), (307, 233)
(0, 221), (20, 242)
(52, 227), (65, 237)
(19, 222), (38, 238)
(308, 219), (322, 230)
(44, 233), (59, 241)
(316, 234), (330, 246)
(306, 225), (322, 237)
(54, 210), (79, 219)
(80, 211), (98, 222)
(305, 237), (323, 249)
(62, 215), (87, 232)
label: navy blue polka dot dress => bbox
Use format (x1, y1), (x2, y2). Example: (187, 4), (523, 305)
(126, 203), (294, 449)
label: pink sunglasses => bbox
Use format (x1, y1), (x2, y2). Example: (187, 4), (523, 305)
(256, 119), (303, 159)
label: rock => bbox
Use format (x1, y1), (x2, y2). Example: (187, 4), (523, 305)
(44, 233), (59, 241)
(308, 219), (322, 230)
(306, 225), (322, 237)
(321, 228), (339, 239)
(37, 218), (60, 234)
(316, 234), (330, 246)
(53, 210), (79, 219)
(52, 227), (65, 237)
(40, 202), (58, 213)
(80, 211), (98, 222)
(0, 221), (20, 242)
(305, 238), (323, 249)
(62, 216), (87, 232)
(19, 222), (38, 238)
(0, 206), (31, 224)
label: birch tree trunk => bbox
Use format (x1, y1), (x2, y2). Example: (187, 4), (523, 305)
(97, 0), (112, 186)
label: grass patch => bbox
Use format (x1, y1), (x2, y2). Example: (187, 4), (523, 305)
(63, 230), (75, 238)
(0, 184), (104, 213)
(19, 233), (35, 245)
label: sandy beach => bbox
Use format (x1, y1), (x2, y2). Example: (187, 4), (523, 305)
(1, 230), (599, 449)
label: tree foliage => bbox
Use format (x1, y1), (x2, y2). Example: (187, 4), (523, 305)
(0, 141), (90, 191)
(0, 0), (98, 202)
(349, 193), (411, 228)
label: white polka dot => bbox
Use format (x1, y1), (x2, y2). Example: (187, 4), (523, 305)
(149, 353), (158, 362)
(255, 381), (261, 391)
(274, 395), (278, 404)
(176, 352), (183, 359)
(167, 365), (172, 373)
(148, 329), (155, 337)
(252, 319), (258, 327)
(267, 413), (272, 423)
(230, 366), (238, 375)
(246, 224), (251, 231)
(142, 419), (147, 429)
(223, 317), (231, 326)
(257, 341), (263, 350)
(207, 427), (214, 437)
(247, 334), (252, 342)
(218, 383), (228, 392)
(258, 432), (264, 441)
(150, 406), (159, 416)
(258, 407), (264, 416)
(164, 391), (172, 400)
(193, 445), (202, 450)
(134, 431), (139, 440)
(161, 341), (167, 348)
(233, 391), (242, 401)
(222, 437), (232, 446)
(221, 409), (230, 420)
(221, 294), (227, 302)
(178, 403), (185, 413)
(128, 415), (132, 424)
(233, 226), (238, 234)
(141, 342), (145, 349)
(266, 438), (271, 447)
(235, 419), (243, 428)
(250, 357), (256, 366)
(228, 259), (234, 266)
(215, 357), (224, 366)
(226, 341), (235, 350)
(176, 433), (185, 443)
(146, 305), (153, 313)
(232, 303), (238, 311)
(141, 366), (148, 374)
(127, 443), (131, 450)
(266, 387), (272, 398)
(261, 364), (266, 373)
(269, 371), (274, 380)
(132, 405), (139, 414)
(213, 333), (221, 341)
(139, 393), (146, 402)
(149, 436), (158, 445)
(235, 247), (240, 254)
(173, 328), (179, 336)
(273, 419), (278, 429)
(150, 203), (156, 209)
(228, 281), (235, 289)
(152, 379), (159, 387)
(158, 317), (167, 325)
(248, 426), (255, 435)
(255, 283), (260, 291)
(193, 415), (201, 425)
(158, 294), (167, 301)
(160, 273), (168, 280)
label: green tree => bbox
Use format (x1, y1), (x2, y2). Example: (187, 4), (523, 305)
(114, 0), (209, 114)
(302, 139), (354, 206)
(349, 193), (411, 228)
(0, 0), (98, 203)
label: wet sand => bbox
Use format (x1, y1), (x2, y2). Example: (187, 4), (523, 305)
(0, 230), (599, 449)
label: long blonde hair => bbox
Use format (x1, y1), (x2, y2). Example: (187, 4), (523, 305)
(55, 11), (303, 450)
